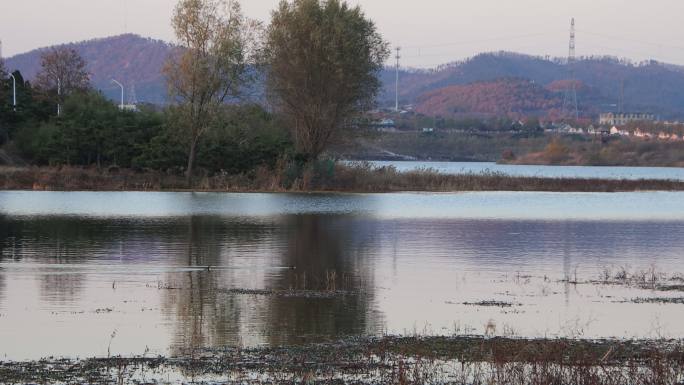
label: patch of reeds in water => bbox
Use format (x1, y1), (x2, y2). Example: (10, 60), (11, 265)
(2, 336), (683, 384)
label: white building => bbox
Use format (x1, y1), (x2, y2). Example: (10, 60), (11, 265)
(599, 112), (655, 126)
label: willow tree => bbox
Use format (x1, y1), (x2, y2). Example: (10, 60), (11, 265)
(264, 0), (389, 161)
(164, 0), (257, 185)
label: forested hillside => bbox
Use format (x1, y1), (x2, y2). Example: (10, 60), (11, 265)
(6, 34), (172, 104)
(415, 78), (561, 119)
(381, 52), (684, 119)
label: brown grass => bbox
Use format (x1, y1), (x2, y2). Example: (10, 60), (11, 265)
(1, 336), (682, 384)
(3, 164), (684, 193)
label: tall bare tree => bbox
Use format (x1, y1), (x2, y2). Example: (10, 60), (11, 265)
(0, 57), (7, 79)
(264, 0), (389, 161)
(0, 58), (7, 105)
(164, 0), (258, 185)
(35, 47), (90, 98)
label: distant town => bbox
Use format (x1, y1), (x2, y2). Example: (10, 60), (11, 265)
(367, 108), (684, 139)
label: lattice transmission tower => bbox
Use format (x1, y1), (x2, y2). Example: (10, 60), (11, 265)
(395, 47), (401, 112)
(562, 18), (579, 120)
(128, 83), (138, 106)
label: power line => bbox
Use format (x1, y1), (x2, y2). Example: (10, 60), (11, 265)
(400, 32), (552, 50)
(576, 29), (684, 52)
(392, 26), (684, 68)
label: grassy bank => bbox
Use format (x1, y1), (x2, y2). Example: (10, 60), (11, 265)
(502, 136), (684, 167)
(333, 131), (684, 167)
(3, 164), (684, 193)
(2, 336), (682, 384)
(332, 131), (550, 162)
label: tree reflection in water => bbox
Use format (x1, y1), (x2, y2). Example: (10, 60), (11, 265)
(161, 214), (382, 354)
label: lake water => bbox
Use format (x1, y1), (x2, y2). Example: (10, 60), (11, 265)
(365, 161), (684, 181)
(2, 191), (684, 360)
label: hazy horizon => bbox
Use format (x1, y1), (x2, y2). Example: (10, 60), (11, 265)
(2, 0), (684, 68)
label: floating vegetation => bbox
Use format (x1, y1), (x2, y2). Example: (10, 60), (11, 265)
(220, 288), (356, 299)
(657, 285), (684, 292)
(457, 300), (521, 308)
(627, 297), (684, 305)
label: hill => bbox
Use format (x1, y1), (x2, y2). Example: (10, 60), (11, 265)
(415, 78), (562, 119)
(5, 34), (172, 104)
(7, 37), (684, 118)
(381, 52), (684, 119)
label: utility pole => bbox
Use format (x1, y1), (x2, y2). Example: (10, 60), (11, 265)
(619, 78), (625, 113)
(395, 46), (401, 112)
(111, 79), (124, 110)
(9, 73), (16, 111)
(57, 77), (62, 117)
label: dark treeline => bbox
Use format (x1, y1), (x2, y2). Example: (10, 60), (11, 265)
(0, 79), (291, 176)
(0, 0), (389, 188)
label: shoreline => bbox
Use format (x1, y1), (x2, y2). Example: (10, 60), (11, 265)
(2, 336), (682, 383)
(4, 165), (684, 193)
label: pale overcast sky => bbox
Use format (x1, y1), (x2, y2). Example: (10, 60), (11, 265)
(1, 0), (684, 68)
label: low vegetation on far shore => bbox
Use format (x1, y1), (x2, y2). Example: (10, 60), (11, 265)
(502, 136), (684, 167)
(336, 130), (684, 167)
(3, 163), (684, 193)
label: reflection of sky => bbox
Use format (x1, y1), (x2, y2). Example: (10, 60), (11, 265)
(3, 191), (684, 221)
(3, 193), (684, 360)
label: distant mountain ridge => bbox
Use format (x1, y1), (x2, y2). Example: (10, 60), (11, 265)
(381, 52), (684, 119)
(6, 36), (684, 119)
(6, 34), (172, 104)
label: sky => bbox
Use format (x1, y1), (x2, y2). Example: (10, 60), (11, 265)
(2, 0), (684, 68)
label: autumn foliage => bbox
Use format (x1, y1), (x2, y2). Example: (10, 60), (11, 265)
(415, 78), (562, 119)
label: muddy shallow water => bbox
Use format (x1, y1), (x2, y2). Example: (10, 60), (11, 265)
(1, 191), (684, 361)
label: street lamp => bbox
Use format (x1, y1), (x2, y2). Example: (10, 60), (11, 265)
(8, 73), (16, 111)
(111, 79), (124, 110)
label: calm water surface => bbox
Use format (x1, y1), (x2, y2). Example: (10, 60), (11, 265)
(367, 160), (684, 181)
(2, 191), (684, 360)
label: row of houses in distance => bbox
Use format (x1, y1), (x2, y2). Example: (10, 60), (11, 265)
(556, 111), (684, 140)
(599, 112), (656, 126)
(550, 124), (684, 141)
(608, 127), (682, 141)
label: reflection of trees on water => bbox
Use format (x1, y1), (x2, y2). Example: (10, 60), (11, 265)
(161, 215), (284, 354)
(162, 215), (383, 354)
(1, 217), (93, 304)
(263, 215), (379, 345)
(162, 216), (245, 354)
(0, 216), (8, 304)
(0, 273), (4, 307)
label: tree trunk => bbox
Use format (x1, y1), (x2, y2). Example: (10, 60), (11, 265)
(186, 138), (197, 187)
